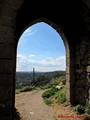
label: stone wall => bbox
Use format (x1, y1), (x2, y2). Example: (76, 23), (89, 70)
(75, 35), (90, 105)
(0, 0), (90, 119)
(0, 1), (23, 119)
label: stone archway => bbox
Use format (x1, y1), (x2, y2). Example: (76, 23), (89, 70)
(0, 0), (90, 119)
(15, 18), (76, 119)
(15, 18), (74, 105)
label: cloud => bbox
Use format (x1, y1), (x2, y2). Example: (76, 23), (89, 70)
(23, 28), (37, 36)
(40, 56), (65, 66)
(29, 54), (35, 58)
(17, 54), (27, 63)
(16, 54), (66, 72)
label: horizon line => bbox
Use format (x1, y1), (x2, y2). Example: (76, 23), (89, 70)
(16, 70), (66, 72)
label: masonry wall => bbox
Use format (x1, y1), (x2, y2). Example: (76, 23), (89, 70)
(0, 1), (23, 119)
(0, 0), (90, 120)
(75, 35), (90, 105)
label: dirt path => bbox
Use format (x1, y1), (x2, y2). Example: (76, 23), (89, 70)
(15, 89), (55, 120)
(15, 89), (88, 120)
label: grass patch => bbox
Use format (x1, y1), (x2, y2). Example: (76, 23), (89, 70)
(44, 98), (52, 106)
(74, 104), (85, 114)
(15, 85), (36, 94)
(42, 87), (58, 98)
(42, 87), (58, 106)
(85, 103), (90, 115)
(54, 86), (66, 103)
(41, 76), (65, 89)
(42, 77), (66, 105)
(74, 104), (90, 120)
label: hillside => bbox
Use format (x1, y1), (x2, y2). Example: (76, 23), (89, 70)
(15, 71), (65, 89)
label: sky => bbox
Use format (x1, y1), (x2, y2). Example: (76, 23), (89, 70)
(16, 22), (66, 72)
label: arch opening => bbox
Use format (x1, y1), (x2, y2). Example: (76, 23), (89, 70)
(15, 19), (74, 119)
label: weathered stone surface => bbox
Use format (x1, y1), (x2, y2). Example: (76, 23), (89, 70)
(0, 4), (17, 19)
(80, 44), (86, 55)
(89, 89), (90, 100)
(0, 74), (12, 86)
(66, 57), (70, 67)
(66, 51), (70, 58)
(0, 26), (15, 43)
(76, 79), (88, 87)
(66, 81), (70, 89)
(0, 0), (89, 119)
(66, 66), (69, 74)
(86, 66), (90, 72)
(0, 0), (24, 9)
(0, 44), (13, 58)
(75, 69), (83, 73)
(0, 17), (16, 27)
(66, 73), (70, 82)
(0, 60), (13, 73)
(66, 88), (70, 101)
(0, 87), (11, 102)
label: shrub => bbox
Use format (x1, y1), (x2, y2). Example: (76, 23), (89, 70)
(74, 105), (85, 114)
(44, 98), (52, 106)
(41, 77), (65, 89)
(15, 85), (35, 93)
(42, 87), (57, 98)
(85, 103), (90, 115)
(50, 77), (65, 86)
(20, 86), (35, 92)
(41, 84), (51, 89)
(55, 88), (66, 103)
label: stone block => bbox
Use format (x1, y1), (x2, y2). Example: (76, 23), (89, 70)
(0, 26), (15, 44)
(0, 0), (24, 9)
(75, 88), (88, 105)
(85, 53), (90, 59)
(66, 57), (70, 67)
(76, 79), (87, 87)
(66, 88), (70, 101)
(0, 5), (17, 19)
(80, 45), (86, 55)
(0, 17), (16, 28)
(0, 44), (12, 58)
(0, 74), (12, 86)
(66, 51), (70, 58)
(0, 87), (12, 102)
(66, 81), (70, 89)
(75, 69), (83, 73)
(86, 66), (90, 72)
(0, 59), (13, 73)
(66, 73), (70, 82)
(81, 59), (87, 66)
(66, 66), (69, 74)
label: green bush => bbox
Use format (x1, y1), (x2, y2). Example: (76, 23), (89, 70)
(74, 104), (90, 120)
(41, 76), (65, 89)
(44, 98), (52, 106)
(55, 88), (66, 103)
(85, 103), (90, 115)
(50, 77), (65, 86)
(42, 87), (57, 98)
(15, 85), (35, 93)
(15, 89), (21, 94)
(41, 84), (51, 89)
(74, 105), (85, 114)
(42, 76), (66, 105)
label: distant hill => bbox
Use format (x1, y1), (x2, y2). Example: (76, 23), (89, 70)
(16, 71), (65, 82)
(16, 71), (66, 89)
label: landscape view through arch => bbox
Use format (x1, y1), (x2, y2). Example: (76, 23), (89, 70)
(15, 22), (68, 120)
(16, 22), (66, 72)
